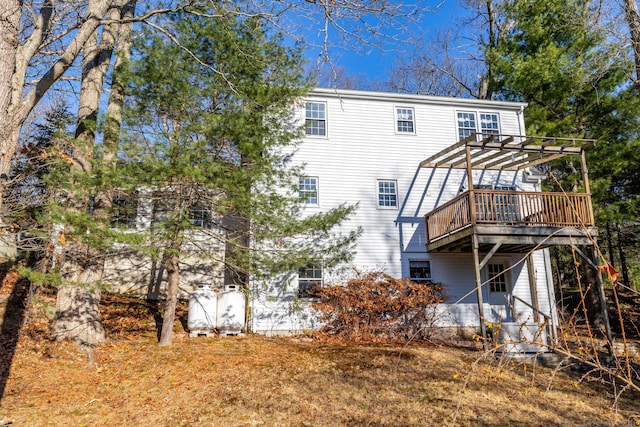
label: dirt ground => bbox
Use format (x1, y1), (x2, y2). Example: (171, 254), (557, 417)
(1, 274), (639, 426)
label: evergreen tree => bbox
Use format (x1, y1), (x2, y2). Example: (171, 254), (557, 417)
(486, 0), (640, 288)
(123, 10), (358, 345)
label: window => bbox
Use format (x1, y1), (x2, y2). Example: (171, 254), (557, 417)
(480, 113), (500, 136)
(151, 197), (213, 229)
(110, 190), (138, 228)
(298, 263), (323, 299)
(396, 107), (415, 133)
(305, 102), (326, 136)
(409, 260), (432, 283)
(488, 263), (507, 293)
(299, 177), (318, 205)
(189, 203), (214, 229)
(457, 112), (477, 140)
(151, 194), (171, 227)
(458, 111), (500, 140)
(377, 180), (398, 208)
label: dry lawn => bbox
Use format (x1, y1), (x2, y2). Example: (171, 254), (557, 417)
(1, 285), (639, 426)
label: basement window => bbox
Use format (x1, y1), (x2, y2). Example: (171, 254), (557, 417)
(409, 260), (432, 283)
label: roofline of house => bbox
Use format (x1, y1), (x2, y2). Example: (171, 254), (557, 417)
(310, 88), (528, 110)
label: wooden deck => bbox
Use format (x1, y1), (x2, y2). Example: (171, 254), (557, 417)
(424, 189), (598, 252)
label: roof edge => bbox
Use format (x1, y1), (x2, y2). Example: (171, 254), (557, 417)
(310, 88), (528, 110)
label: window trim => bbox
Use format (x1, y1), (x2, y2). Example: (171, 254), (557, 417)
(299, 176), (319, 207)
(376, 179), (399, 209)
(395, 106), (416, 134)
(297, 262), (324, 300)
(479, 112), (500, 137)
(189, 203), (214, 229)
(408, 259), (432, 283)
(486, 262), (509, 294)
(304, 101), (327, 138)
(456, 110), (501, 141)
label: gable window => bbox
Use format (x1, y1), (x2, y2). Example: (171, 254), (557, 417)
(377, 180), (398, 208)
(457, 112), (477, 140)
(396, 107), (415, 133)
(111, 190), (139, 229)
(305, 102), (326, 136)
(480, 113), (500, 136)
(298, 263), (323, 299)
(299, 177), (318, 205)
(488, 263), (507, 293)
(409, 260), (431, 283)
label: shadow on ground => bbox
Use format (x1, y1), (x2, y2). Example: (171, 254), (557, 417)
(0, 266), (29, 401)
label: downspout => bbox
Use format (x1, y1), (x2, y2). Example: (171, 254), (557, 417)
(517, 105), (525, 136)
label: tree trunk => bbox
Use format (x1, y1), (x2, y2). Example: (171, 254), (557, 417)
(478, 0), (497, 100)
(605, 221), (615, 266)
(581, 245), (605, 331)
(616, 223), (630, 286)
(51, 285), (106, 346)
(95, 0), (136, 217)
(0, 0), (113, 221)
(159, 250), (180, 346)
(624, 0), (640, 88)
(51, 1), (122, 345)
(0, 0), (21, 180)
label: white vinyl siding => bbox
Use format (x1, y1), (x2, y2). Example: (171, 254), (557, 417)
(252, 89), (543, 334)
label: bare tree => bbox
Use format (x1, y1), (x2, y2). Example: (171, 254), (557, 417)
(385, 0), (510, 99)
(0, 1), (112, 226)
(623, 0), (640, 88)
(51, 0), (137, 346)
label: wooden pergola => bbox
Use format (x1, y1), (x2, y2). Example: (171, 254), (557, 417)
(420, 133), (611, 349)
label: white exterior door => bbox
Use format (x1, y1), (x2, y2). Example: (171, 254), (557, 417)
(486, 262), (512, 322)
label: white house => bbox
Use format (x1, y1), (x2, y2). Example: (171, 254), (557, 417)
(250, 88), (600, 349)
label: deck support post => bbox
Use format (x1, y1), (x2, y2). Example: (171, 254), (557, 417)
(471, 233), (489, 350)
(465, 147), (477, 226)
(580, 150), (596, 225)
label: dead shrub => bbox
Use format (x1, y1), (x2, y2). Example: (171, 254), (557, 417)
(312, 271), (447, 342)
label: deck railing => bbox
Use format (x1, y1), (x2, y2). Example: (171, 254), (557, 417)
(425, 190), (594, 242)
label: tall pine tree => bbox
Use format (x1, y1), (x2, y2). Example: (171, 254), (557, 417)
(123, 10), (358, 345)
(487, 0), (640, 288)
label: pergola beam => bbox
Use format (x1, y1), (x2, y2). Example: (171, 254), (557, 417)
(419, 133), (595, 171)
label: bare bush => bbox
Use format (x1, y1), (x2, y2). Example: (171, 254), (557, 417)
(312, 271), (447, 342)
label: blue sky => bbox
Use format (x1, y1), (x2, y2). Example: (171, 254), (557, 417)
(296, 0), (467, 83)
